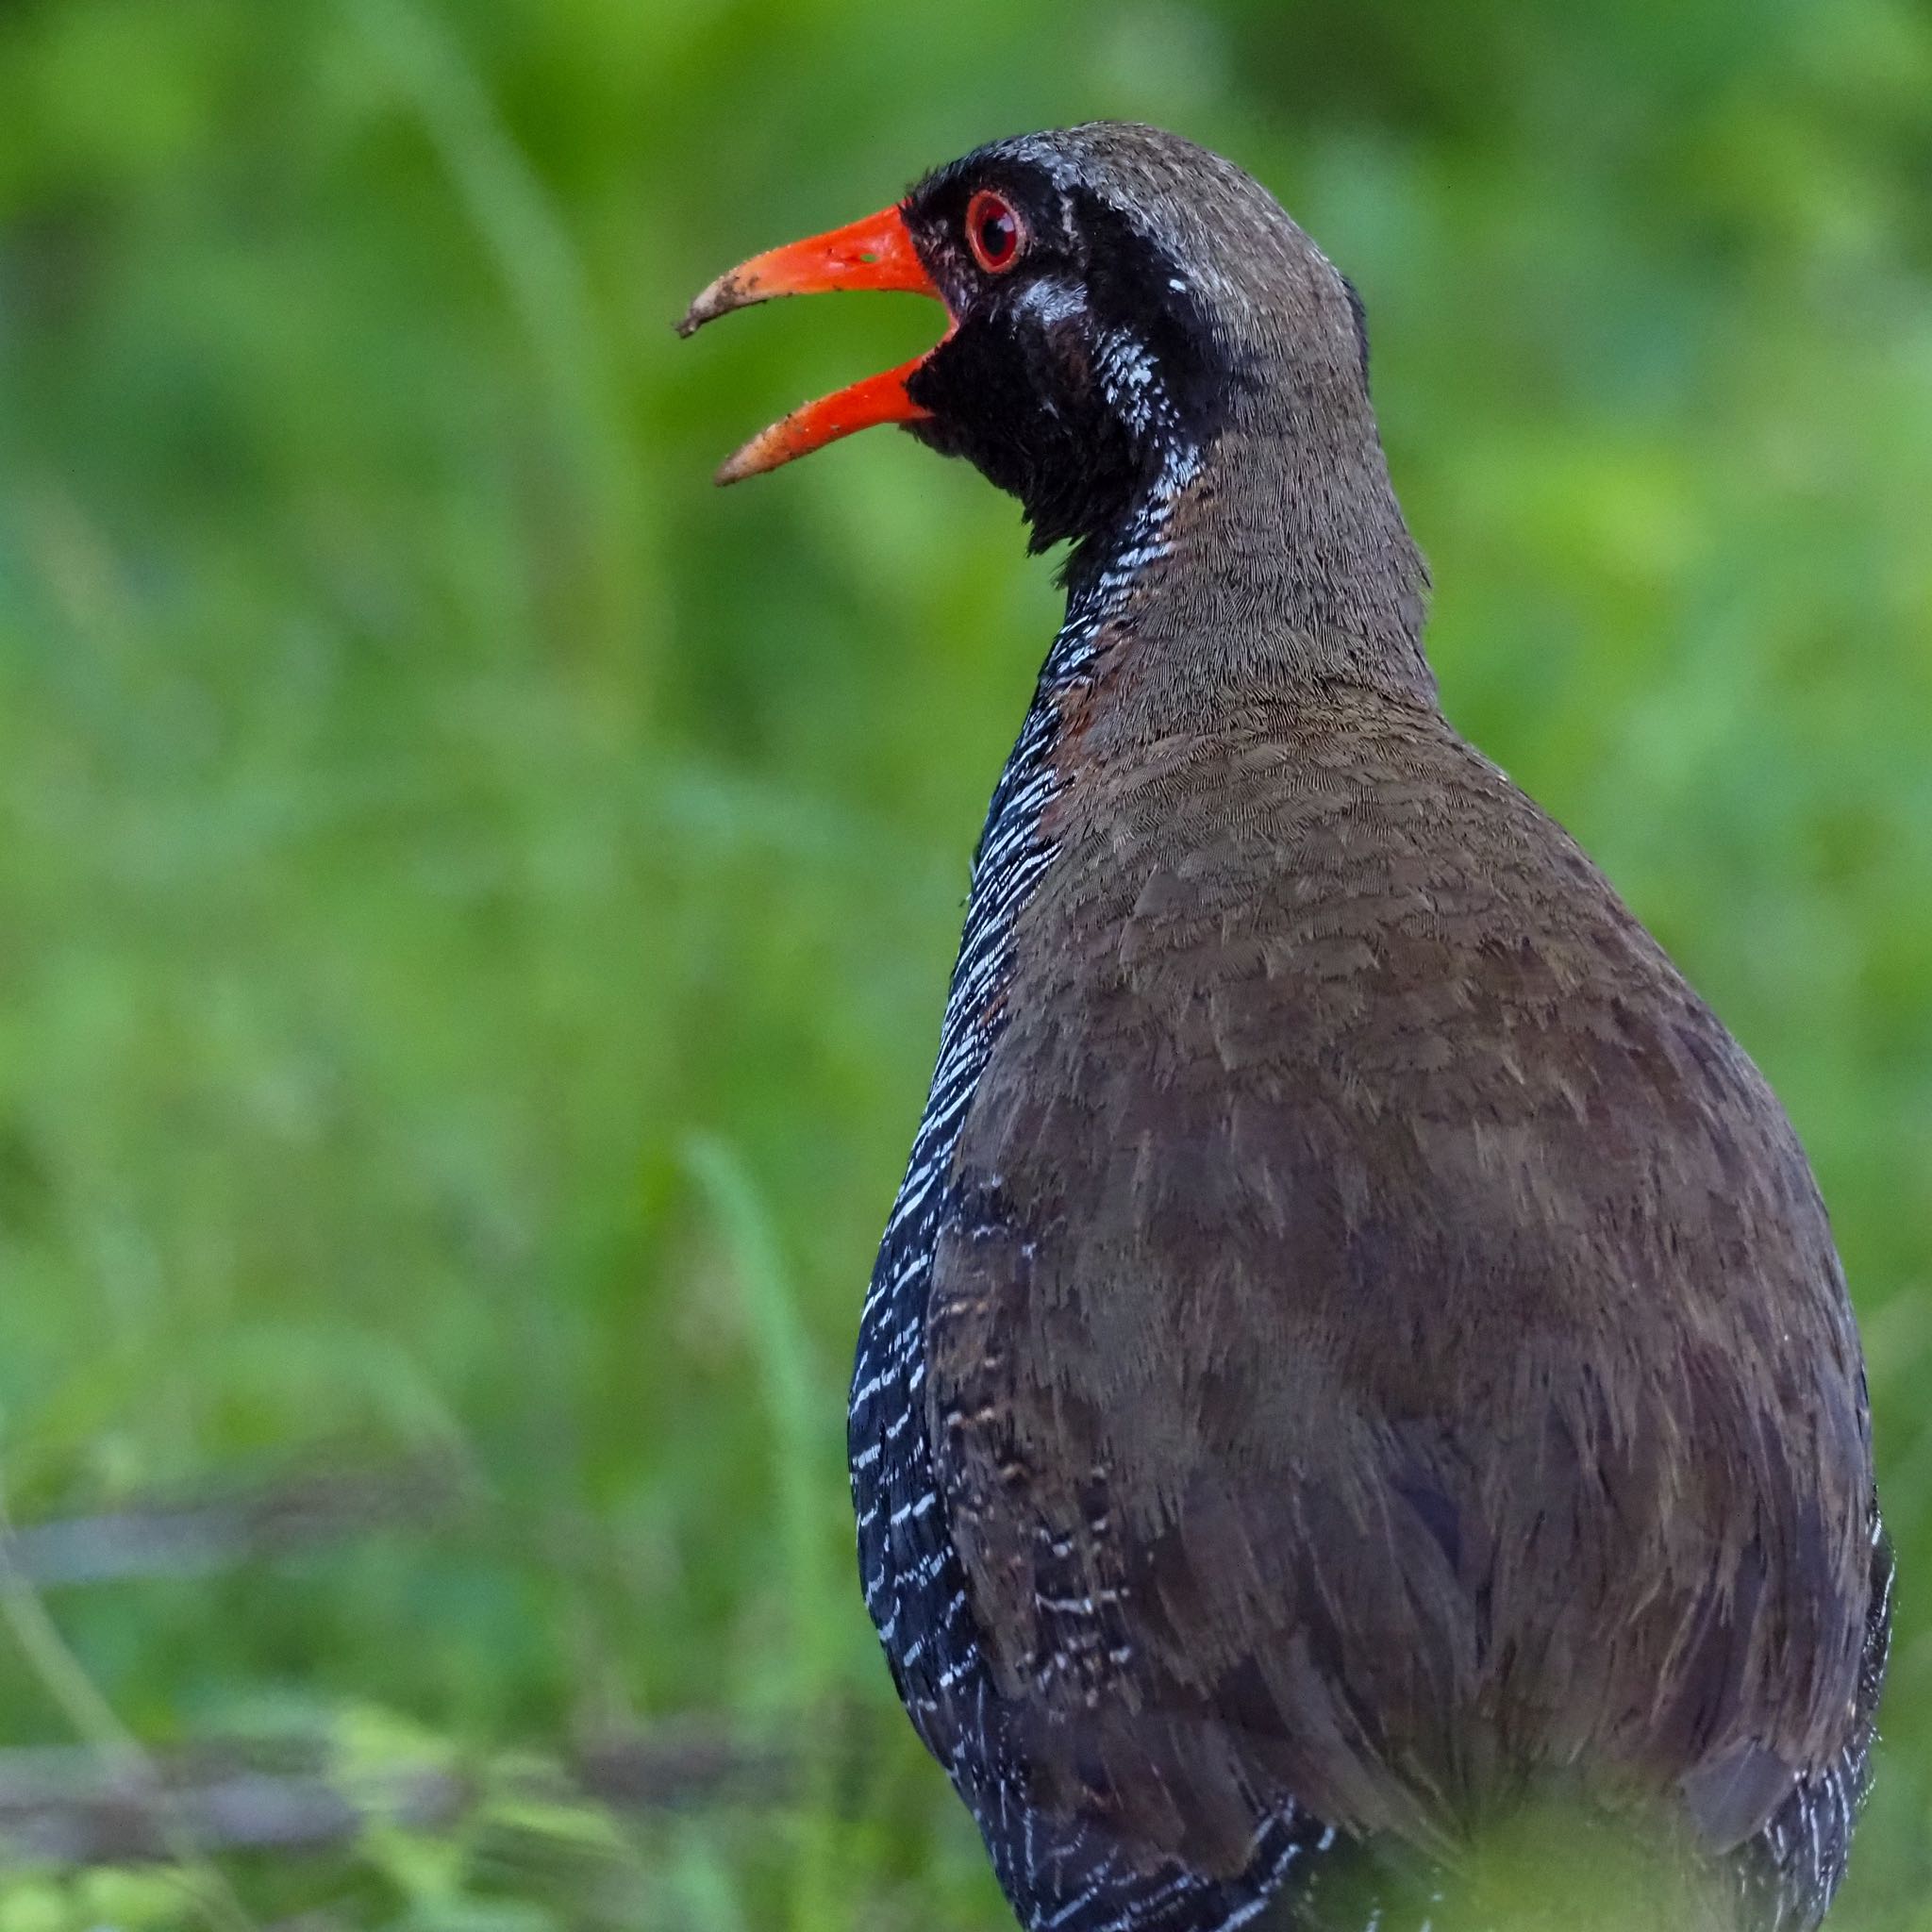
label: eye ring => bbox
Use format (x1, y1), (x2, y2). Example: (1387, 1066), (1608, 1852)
(965, 190), (1026, 275)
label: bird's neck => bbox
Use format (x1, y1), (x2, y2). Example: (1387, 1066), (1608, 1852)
(1059, 385), (1437, 735)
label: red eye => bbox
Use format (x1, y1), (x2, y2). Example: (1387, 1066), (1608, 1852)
(966, 190), (1025, 274)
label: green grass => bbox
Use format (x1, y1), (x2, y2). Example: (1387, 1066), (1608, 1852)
(0, 0), (1929, 1925)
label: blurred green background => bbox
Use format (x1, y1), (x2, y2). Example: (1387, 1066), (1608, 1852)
(0, 0), (1928, 1926)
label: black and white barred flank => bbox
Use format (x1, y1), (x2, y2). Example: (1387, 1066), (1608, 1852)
(1736, 1516), (1894, 1932)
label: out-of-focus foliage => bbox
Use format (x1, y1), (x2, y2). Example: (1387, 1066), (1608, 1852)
(0, 0), (1927, 1925)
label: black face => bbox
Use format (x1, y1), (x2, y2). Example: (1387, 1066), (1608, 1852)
(899, 154), (1236, 559)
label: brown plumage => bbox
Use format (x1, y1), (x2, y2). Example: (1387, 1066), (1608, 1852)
(940, 690), (1874, 1857)
(683, 122), (1889, 1932)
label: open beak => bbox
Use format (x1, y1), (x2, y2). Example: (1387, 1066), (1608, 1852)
(677, 203), (951, 485)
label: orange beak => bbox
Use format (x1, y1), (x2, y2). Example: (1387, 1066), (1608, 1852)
(677, 204), (951, 485)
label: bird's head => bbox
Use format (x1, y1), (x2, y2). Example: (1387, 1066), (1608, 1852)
(679, 123), (1375, 561)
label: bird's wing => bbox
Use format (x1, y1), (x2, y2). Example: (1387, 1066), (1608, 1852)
(925, 714), (1877, 1874)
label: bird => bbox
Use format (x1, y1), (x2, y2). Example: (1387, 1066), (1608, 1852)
(679, 124), (1890, 1932)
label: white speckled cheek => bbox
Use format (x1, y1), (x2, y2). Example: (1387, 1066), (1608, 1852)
(1013, 277), (1089, 331)
(1095, 327), (1162, 438)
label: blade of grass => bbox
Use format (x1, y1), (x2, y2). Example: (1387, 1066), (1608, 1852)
(679, 1136), (846, 1932)
(0, 1463), (258, 1932)
(344, 0), (659, 687)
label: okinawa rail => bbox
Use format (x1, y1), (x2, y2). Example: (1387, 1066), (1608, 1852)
(680, 124), (1890, 1932)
